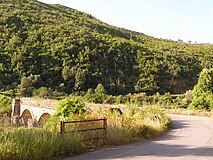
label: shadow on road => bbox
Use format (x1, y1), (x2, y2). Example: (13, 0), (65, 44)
(171, 119), (191, 130)
(89, 143), (213, 160)
(69, 118), (213, 160)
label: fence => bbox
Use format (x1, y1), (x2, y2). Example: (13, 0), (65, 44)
(60, 118), (107, 143)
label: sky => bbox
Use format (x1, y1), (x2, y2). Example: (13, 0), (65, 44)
(38, 0), (213, 44)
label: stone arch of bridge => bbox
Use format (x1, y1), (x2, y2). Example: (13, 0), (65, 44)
(20, 109), (33, 126)
(37, 113), (50, 126)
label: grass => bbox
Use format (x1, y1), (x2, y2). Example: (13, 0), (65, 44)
(165, 108), (213, 118)
(0, 128), (85, 160)
(81, 105), (171, 145)
(0, 104), (171, 160)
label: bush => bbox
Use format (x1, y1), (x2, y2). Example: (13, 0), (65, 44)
(84, 84), (107, 104)
(103, 95), (116, 104)
(130, 93), (146, 105)
(189, 69), (213, 110)
(55, 96), (85, 119)
(84, 88), (95, 101)
(114, 94), (132, 104)
(181, 90), (193, 108)
(0, 96), (12, 117)
(19, 75), (40, 97)
(189, 93), (213, 110)
(192, 69), (213, 96)
(33, 87), (53, 98)
(95, 84), (106, 95)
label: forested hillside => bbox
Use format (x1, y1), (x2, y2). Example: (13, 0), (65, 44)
(0, 0), (213, 96)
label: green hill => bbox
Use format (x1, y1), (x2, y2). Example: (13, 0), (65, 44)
(0, 0), (213, 95)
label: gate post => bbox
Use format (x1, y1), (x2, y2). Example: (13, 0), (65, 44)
(103, 118), (107, 143)
(60, 121), (65, 134)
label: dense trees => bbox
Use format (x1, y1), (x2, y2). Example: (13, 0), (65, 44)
(0, 0), (213, 96)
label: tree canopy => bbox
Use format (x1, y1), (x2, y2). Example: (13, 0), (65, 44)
(0, 0), (213, 96)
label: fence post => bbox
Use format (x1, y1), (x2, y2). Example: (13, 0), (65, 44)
(103, 118), (107, 144)
(60, 121), (65, 134)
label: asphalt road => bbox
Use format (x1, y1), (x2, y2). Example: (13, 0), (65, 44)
(66, 115), (213, 160)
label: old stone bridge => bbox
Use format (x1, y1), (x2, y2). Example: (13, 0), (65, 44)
(12, 98), (58, 126)
(11, 98), (124, 127)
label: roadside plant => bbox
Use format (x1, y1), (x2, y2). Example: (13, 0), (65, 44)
(189, 69), (213, 110)
(55, 96), (85, 119)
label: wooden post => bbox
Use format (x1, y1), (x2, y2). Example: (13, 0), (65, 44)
(60, 121), (65, 134)
(103, 118), (107, 144)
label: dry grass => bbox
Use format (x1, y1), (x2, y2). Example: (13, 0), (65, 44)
(82, 105), (171, 145)
(0, 104), (171, 160)
(0, 128), (84, 160)
(165, 108), (213, 118)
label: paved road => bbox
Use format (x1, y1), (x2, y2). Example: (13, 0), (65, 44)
(67, 115), (213, 160)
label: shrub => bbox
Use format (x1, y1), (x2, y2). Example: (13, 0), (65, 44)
(189, 69), (213, 110)
(116, 94), (131, 104)
(189, 93), (213, 110)
(192, 69), (213, 96)
(95, 84), (106, 95)
(86, 88), (94, 95)
(19, 75), (40, 97)
(84, 84), (107, 104)
(103, 95), (116, 104)
(0, 96), (12, 117)
(55, 97), (85, 119)
(181, 90), (193, 108)
(84, 88), (94, 101)
(91, 93), (107, 104)
(33, 87), (53, 98)
(130, 92), (146, 105)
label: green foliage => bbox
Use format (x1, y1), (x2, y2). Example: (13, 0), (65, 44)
(33, 87), (53, 98)
(55, 97), (85, 119)
(0, 96), (12, 116)
(19, 75), (40, 97)
(192, 69), (213, 96)
(0, 0), (212, 96)
(189, 69), (213, 110)
(95, 83), (106, 95)
(84, 90), (183, 109)
(181, 90), (193, 108)
(0, 128), (84, 160)
(189, 93), (213, 110)
(44, 115), (61, 132)
(103, 95), (117, 104)
(84, 84), (107, 103)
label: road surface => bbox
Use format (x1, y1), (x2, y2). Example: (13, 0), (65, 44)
(66, 115), (213, 160)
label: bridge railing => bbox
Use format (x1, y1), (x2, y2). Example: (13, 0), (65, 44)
(60, 118), (107, 143)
